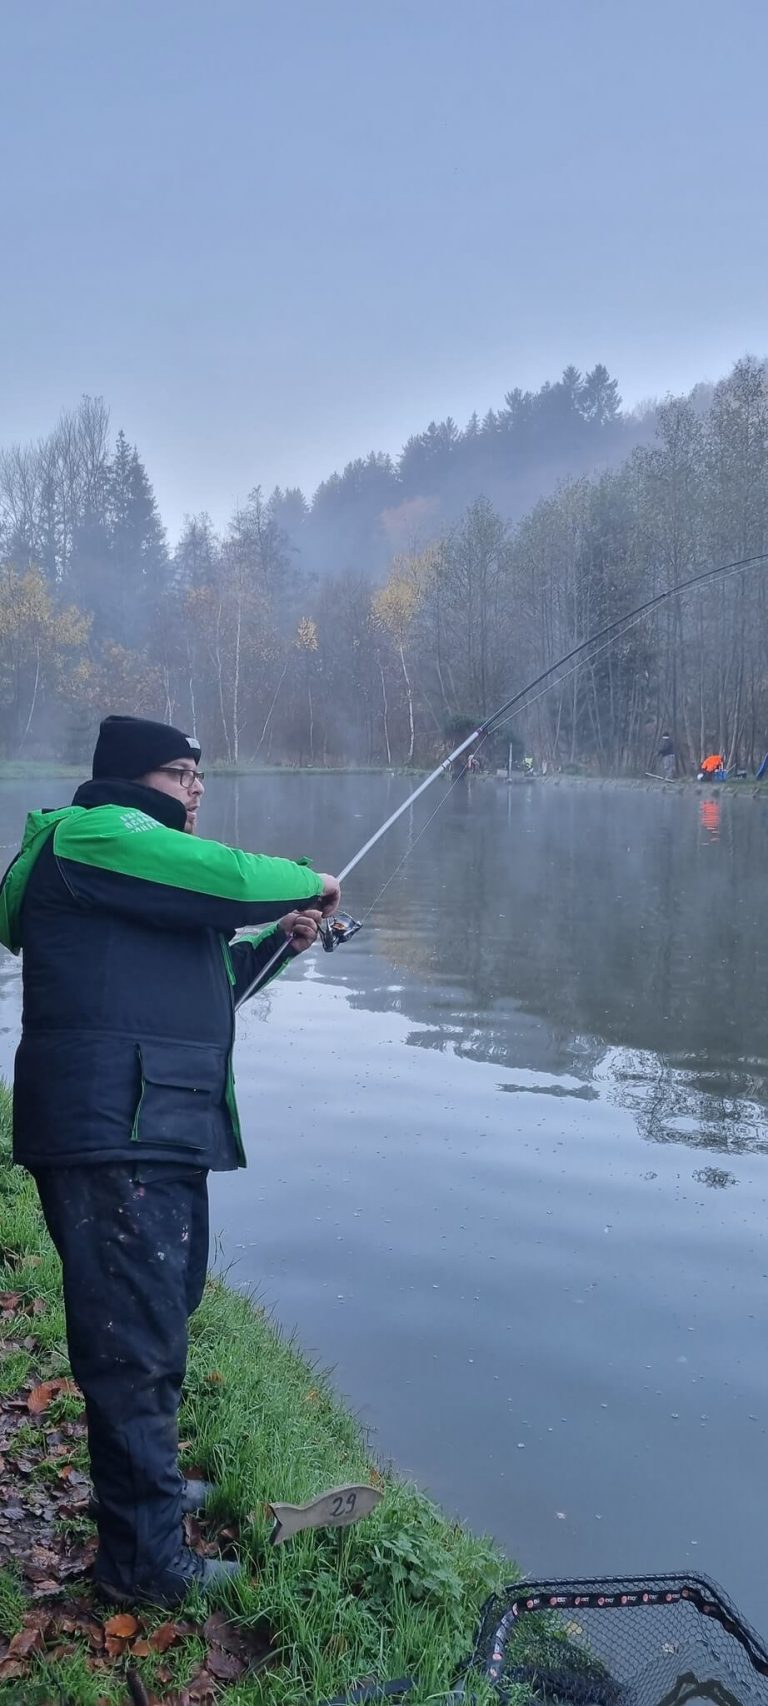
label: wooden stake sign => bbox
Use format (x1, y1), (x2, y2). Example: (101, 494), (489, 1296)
(267, 1483), (383, 1546)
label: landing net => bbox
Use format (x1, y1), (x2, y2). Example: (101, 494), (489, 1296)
(467, 1576), (768, 1706)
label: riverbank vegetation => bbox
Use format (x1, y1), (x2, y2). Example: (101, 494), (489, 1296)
(1, 357), (767, 774)
(0, 1096), (510, 1703)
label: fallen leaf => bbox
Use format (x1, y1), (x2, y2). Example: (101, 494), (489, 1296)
(24, 1546), (60, 1578)
(131, 1639), (152, 1657)
(27, 1378), (79, 1415)
(206, 1647), (245, 1680)
(202, 1611), (230, 1644)
(17, 1607), (50, 1633)
(48, 1640), (79, 1660)
(105, 1634), (128, 1657)
(183, 1669), (217, 1701)
(8, 1626), (45, 1658)
(0, 1292), (22, 1312)
(57, 1535), (97, 1577)
(31, 1298), (46, 1317)
(104, 1612), (140, 1639)
(59, 1497), (91, 1518)
(149, 1621), (180, 1653)
(0, 1659), (26, 1679)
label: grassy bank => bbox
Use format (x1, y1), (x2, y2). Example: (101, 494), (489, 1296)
(0, 1094), (512, 1704)
(531, 772), (768, 795)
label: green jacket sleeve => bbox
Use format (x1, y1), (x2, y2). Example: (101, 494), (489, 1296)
(229, 926), (293, 1003)
(53, 805), (323, 934)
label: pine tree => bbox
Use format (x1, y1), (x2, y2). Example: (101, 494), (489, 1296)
(106, 431), (168, 641)
(581, 365), (621, 425)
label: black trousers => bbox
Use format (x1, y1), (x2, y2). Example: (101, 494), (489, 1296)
(34, 1162), (209, 1590)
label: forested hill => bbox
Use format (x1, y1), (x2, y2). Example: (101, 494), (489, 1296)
(271, 364), (658, 577)
(3, 357), (766, 776)
(0, 363), (654, 600)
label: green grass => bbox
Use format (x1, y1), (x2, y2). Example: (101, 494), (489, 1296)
(0, 1087), (516, 1703)
(0, 1568), (25, 1641)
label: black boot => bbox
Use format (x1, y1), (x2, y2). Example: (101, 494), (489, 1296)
(88, 1477), (215, 1520)
(95, 1545), (242, 1609)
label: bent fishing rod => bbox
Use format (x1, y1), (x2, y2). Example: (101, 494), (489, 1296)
(236, 544), (768, 1007)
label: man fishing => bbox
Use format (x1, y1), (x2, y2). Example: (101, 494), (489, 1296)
(657, 731), (675, 780)
(0, 714), (341, 1607)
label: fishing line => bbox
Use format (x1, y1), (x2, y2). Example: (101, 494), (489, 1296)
(238, 545), (768, 1002)
(479, 546), (768, 743)
(355, 762), (479, 926)
(336, 547), (768, 891)
(356, 601), (655, 926)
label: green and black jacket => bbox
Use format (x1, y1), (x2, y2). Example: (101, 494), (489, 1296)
(0, 779), (323, 1171)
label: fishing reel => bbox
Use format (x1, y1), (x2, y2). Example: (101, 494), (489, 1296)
(319, 911), (362, 952)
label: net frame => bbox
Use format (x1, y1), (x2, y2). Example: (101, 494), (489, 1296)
(470, 1575), (768, 1705)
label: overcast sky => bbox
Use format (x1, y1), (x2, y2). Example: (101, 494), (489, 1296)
(1, 0), (766, 540)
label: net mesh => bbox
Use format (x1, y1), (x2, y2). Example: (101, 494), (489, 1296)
(469, 1577), (768, 1706)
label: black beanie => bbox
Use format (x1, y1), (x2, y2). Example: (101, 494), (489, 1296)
(92, 715), (202, 781)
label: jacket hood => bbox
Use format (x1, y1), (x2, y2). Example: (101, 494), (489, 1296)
(0, 784), (186, 956)
(0, 807), (81, 955)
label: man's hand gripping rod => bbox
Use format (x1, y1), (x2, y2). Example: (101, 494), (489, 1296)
(234, 909), (361, 1008)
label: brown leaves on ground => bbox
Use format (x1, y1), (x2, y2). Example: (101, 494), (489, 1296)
(0, 1289), (47, 1321)
(27, 1375), (80, 1413)
(0, 1377), (274, 1701)
(0, 1597), (273, 1699)
(104, 1612), (141, 1640)
(0, 1375), (96, 1590)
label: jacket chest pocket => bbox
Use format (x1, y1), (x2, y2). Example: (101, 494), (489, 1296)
(132, 1041), (225, 1149)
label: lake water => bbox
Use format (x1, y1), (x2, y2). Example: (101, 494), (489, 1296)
(1, 773), (767, 1630)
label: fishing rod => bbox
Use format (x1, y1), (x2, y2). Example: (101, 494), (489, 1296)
(236, 545), (768, 1006)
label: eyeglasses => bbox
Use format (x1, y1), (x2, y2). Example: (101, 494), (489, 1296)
(156, 765), (205, 789)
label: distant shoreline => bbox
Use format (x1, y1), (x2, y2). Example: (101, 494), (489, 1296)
(0, 760), (766, 797)
(0, 761), (416, 781)
(525, 772), (768, 795)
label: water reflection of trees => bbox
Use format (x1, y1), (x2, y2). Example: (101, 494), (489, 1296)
(594, 1047), (768, 1157)
(334, 785), (768, 1159)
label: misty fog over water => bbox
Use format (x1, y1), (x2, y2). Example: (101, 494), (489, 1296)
(0, 773), (766, 1623)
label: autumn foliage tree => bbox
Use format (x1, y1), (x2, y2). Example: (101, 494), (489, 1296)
(0, 565), (90, 753)
(1, 360), (768, 771)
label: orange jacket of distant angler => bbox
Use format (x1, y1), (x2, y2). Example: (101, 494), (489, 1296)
(700, 753), (724, 774)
